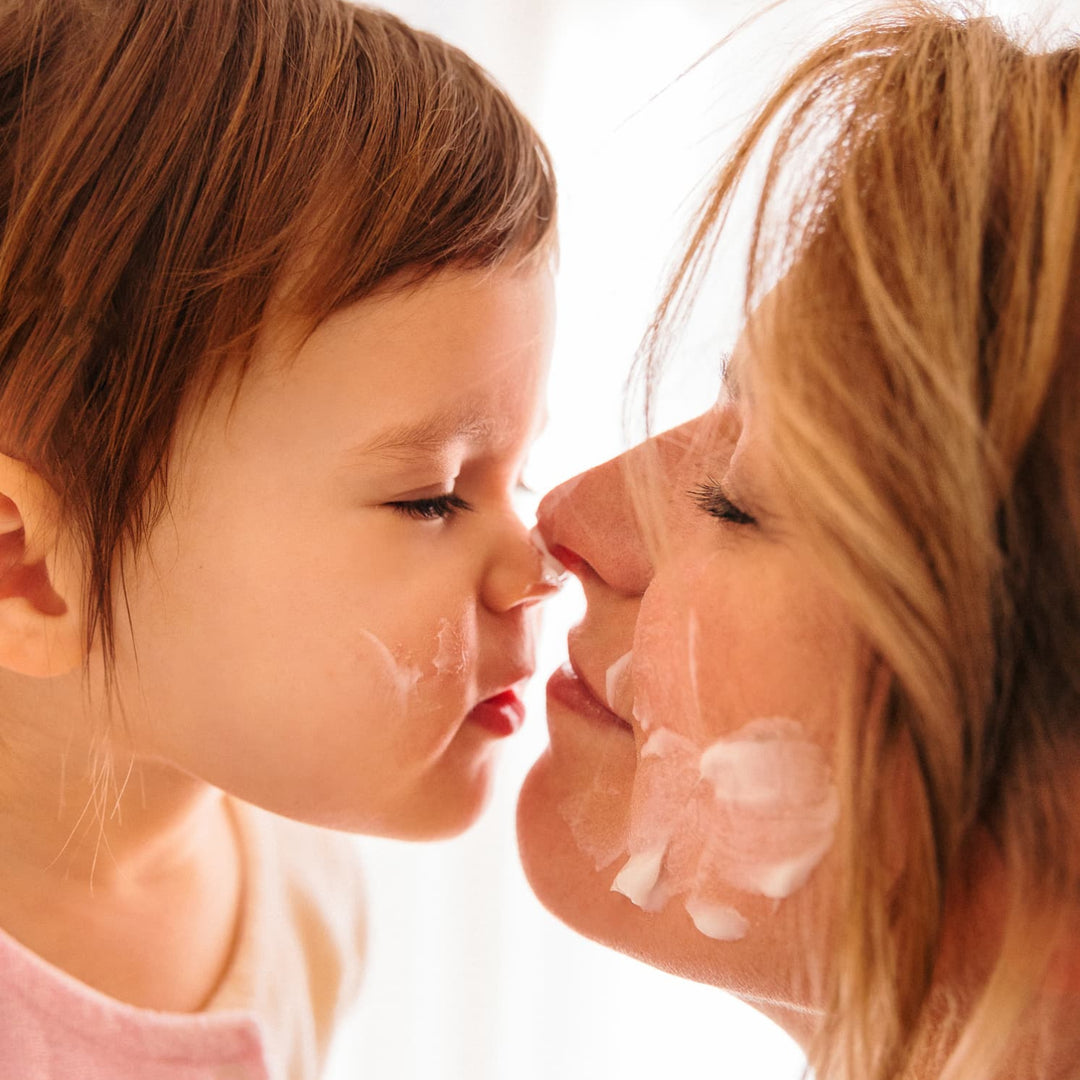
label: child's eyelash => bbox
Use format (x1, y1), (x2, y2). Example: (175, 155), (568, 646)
(387, 492), (474, 521)
(688, 478), (757, 526)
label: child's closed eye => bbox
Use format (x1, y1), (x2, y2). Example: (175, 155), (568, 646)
(385, 492), (474, 521)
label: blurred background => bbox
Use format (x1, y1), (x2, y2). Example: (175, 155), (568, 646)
(325, 2), (1080, 1077)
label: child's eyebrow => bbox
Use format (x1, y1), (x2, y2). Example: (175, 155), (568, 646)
(348, 408), (497, 463)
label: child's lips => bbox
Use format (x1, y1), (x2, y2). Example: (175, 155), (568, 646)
(466, 689), (526, 737)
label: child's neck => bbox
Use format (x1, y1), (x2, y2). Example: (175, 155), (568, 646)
(0, 677), (244, 1012)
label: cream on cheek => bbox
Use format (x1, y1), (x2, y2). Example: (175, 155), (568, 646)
(563, 597), (840, 943)
(611, 718), (839, 941)
(352, 527), (560, 728)
(433, 618), (469, 677)
(356, 628), (424, 707)
(356, 610), (475, 722)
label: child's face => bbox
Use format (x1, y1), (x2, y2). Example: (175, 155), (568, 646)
(110, 265), (555, 838)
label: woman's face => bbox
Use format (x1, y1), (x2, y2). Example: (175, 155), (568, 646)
(517, 364), (864, 1022)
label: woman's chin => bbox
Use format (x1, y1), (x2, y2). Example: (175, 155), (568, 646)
(516, 751), (639, 943)
(516, 751), (711, 981)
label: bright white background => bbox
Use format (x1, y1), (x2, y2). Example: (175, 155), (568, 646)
(325, 3), (1080, 1078)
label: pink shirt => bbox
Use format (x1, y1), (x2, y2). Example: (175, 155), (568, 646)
(0, 802), (367, 1080)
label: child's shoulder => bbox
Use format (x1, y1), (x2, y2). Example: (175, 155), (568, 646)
(0, 800), (367, 1080)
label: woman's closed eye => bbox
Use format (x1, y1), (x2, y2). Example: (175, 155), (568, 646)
(386, 492), (474, 521)
(689, 478), (757, 526)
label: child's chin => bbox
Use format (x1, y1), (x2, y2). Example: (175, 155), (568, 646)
(363, 767), (495, 841)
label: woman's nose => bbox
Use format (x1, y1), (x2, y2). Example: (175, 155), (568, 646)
(535, 451), (654, 596)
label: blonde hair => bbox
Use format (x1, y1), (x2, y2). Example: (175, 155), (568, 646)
(646, 5), (1080, 1077)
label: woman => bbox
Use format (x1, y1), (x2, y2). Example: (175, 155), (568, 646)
(517, 5), (1080, 1079)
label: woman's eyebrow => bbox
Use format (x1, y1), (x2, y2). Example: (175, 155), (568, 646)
(346, 408), (496, 463)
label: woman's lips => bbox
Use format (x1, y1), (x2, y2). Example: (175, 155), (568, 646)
(467, 689), (526, 737)
(547, 662), (633, 731)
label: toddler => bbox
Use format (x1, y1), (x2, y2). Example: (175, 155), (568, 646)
(0, 1), (558, 1077)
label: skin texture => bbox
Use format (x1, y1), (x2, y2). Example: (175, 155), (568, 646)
(517, 372), (862, 1039)
(0, 263), (556, 1010)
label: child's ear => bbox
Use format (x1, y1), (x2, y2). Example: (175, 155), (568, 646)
(0, 453), (85, 677)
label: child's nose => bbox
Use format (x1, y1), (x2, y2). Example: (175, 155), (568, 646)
(481, 516), (564, 613)
(535, 452), (654, 596)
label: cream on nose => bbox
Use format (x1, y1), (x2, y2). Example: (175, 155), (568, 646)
(482, 525), (565, 613)
(529, 525), (570, 587)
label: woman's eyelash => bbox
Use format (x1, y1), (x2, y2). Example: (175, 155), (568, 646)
(387, 492), (474, 521)
(689, 479), (756, 526)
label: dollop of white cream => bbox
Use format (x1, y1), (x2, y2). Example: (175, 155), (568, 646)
(698, 717), (832, 808)
(611, 849), (666, 911)
(683, 898), (749, 941)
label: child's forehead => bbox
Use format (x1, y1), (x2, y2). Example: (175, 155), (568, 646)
(222, 263), (553, 480)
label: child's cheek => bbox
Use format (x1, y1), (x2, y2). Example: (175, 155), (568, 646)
(355, 627), (424, 711)
(432, 616), (469, 676)
(364, 603), (478, 739)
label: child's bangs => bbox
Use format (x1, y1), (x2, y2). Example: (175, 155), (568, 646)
(281, 25), (557, 325)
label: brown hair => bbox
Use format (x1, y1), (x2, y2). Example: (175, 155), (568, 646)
(645, 4), (1080, 1077)
(0, 0), (555, 666)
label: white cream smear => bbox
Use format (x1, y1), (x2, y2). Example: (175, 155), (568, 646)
(610, 717), (839, 941)
(529, 525), (570, 587)
(356, 628), (423, 705)
(605, 650), (633, 714)
(433, 617), (468, 676)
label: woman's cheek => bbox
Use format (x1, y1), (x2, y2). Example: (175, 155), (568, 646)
(632, 559), (719, 742)
(609, 567), (841, 943)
